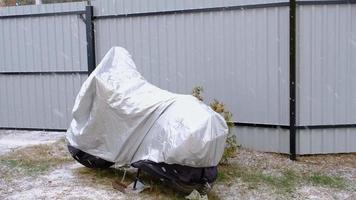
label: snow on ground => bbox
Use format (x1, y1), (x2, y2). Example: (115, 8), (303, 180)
(0, 130), (131, 200)
(5, 163), (130, 200)
(0, 130), (64, 155)
(0, 130), (355, 200)
(223, 148), (356, 200)
(296, 186), (351, 200)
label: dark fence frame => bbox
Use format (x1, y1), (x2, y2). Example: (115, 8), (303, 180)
(1, 1), (356, 160)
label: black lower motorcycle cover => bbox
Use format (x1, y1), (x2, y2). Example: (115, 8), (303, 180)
(68, 145), (115, 169)
(132, 160), (217, 194)
(132, 160), (217, 184)
(68, 145), (217, 194)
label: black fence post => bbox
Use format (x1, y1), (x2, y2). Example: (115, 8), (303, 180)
(85, 5), (96, 75)
(289, 0), (297, 160)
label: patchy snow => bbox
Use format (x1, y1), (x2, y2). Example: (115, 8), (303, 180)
(296, 186), (353, 200)
(212, 182), (278, 200)
(0, 129), (139, 200)
(0, 130), (64, 155)
(1, 130), (355, 199)
(4, 163), (131, 200)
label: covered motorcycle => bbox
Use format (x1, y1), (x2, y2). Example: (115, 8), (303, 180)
(66, 47), (228, 193)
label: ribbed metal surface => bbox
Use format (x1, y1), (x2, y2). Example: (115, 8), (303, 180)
(0, 2), (86, 16)
(0, 74), (87, 129)
(91, 0), (287, 16)
(297, 4), (356, 126)
(94, 6), (290, 125)
(1, 1), (355, 155)
(0, 2), (87, 129)
(298, 129), (356, 154)
(233, 127), (290, 154)
(0, 5), (87, 72)
(296, 4), (356, 154)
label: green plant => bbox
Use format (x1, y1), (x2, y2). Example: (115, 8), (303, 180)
(191, 86), (237, 164)
(218, 164), (300, 195)
(307, 173), (346, 189)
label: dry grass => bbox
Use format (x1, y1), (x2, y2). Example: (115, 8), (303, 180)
(218, 164), (300, 195)
(1, 136), (354, 200)
(74, 166), (221, 200)
(217, 161), (350, 199)
(0, 139), (73, 180)
(298, 153), (356, 169)
(307, 173), (347, 189)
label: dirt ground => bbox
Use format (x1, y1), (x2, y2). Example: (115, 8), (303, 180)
(0, 130), (355, 200)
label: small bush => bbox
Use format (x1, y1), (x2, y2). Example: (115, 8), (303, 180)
(192, 86), (204, 101)
(191, 86), (237, 164)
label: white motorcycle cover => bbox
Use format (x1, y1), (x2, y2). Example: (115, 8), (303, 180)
(66, 47), (228, 167)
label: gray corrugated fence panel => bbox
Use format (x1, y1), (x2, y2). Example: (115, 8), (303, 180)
(91, 0), (287, 16)
(94, 6), (290, 125)
(0, 2), (87, 130)
(297, 4), (356, 126)
(0, 2), (86, 16)
(296, 4), (356, 154)
(0, 74), (87, 129)
(1, 0), (355, 154)
(298, 129), (356, 154)
(232, 126), (289, 154)
(0, 4), (87, 73)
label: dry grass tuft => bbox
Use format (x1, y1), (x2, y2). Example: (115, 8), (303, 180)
(0, 139), (73, 180)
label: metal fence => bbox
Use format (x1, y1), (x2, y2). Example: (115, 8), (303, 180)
(0, 0), (355, 156)
(0, 2), (88, 130)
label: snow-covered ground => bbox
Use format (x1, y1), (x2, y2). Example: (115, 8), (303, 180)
(5, 163), (130, 200)
(0, 130), (131, 200)
(0, 130), (64, 155)
(0, 130), (355, 200)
